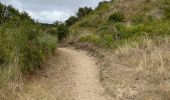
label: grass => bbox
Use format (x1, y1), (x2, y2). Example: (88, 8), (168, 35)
(65, 0), (170, 99)
(99, 36), (170, 99)
(0, 4), (58, 88)
(0, 24), (58, 86)
(76, 18), (170, 49)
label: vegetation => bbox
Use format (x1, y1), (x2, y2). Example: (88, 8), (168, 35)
(66, 16), (78, 26)
(67, 0), (170, 48)
(108, 11), (125, 22)
(1, 0), (170, 99)
(65, 0), (170, 99)
(65, 7), (94, 27)
(77, 7), (93, 19)
(57, 23), (69, 41)
(0, 3), (58, 86)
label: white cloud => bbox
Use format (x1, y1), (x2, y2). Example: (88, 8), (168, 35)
(0, 0), (107, 23)
(28, 10), (71, 23)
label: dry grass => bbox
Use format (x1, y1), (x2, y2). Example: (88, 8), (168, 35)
(99, 36), (170, 100)
(0, 51), (23, 100)
(9, 49), (75, 100)
(65, 0), (170, 99)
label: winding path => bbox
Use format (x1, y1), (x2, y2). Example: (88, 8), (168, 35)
(18, 48), (109, 100)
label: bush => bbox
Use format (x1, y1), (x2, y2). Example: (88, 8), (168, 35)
(164, 6), (170, 20)
(57, 24), (69, 41)
(0, 4), (58, 85)
(108, 12), (125, 23)
(79, 35), (100, 45)
(79, 34), (114, 48)
(77, 7), (93, 19)
(95, 1), (111, 12)
(161, 0), (170, 20)
(38, 33), (58, 53)
(66, 16), (78, 26)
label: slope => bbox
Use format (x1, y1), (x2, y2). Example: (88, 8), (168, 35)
(64, 0), (170, 99)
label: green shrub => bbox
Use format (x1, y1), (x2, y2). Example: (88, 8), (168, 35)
(108, 12), (125, 23)
(77, 7), (93, 19)
(66, 16), (78, 26)
(38, 33), (58, 53)
(161, 0), (170, 20)
(0, 4), (58, 85)
(164, 6), (170, 19)
(78, 19), (94, 27)
(132, 14), (154, 24)
(79, 35), (100, 45)
(57, 24), (69, 41)
(99, 33), (114, 48)
(79, 34), (114, 48)
(95, 1), (111, 12)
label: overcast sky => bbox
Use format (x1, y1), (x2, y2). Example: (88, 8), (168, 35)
(0, 0), (107, 23)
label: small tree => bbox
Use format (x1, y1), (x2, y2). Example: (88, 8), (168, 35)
(77, 7), (93, 19)
(66, 16), (78, 26)
(57, 24), (69, 41)
(108, 12), (125, 23)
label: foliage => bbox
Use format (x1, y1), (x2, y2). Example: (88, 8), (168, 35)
(108, 12), (125, 23)
(67, 1), (170, 99)
(95, 0), (112, 12)
(77, 7), (93, 19)
(163, 6), (170, 19)
(66, 16), (78, 26)
(0, 3), (58, 85)
(57, 23), (69, 41)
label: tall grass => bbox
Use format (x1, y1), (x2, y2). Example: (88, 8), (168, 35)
(97, 36), (170, 99)
(66, 0), (170, 99)
(0, 4), (58, 87)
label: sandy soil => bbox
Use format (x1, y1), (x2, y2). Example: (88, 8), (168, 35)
(16, 48), (110, 100)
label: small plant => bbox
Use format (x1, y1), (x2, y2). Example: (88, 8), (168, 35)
(108, 12), (125, 23)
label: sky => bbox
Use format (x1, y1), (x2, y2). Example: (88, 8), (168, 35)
(0, 0), (107, 23)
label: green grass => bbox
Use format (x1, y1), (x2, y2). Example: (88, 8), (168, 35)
(66, 0), (170, 99)
(77, 19), (170, 50)
(0, 4), (58, 86)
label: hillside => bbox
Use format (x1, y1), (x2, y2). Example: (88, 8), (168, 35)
(0, 0), (170, 99)
(65, 0), (170, 99)
(67, 0), (170, 46)
(0, 2), (58, 98)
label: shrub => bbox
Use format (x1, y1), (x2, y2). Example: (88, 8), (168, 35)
(164, 6), (170, 20)
(108, 12), (125, 23)
(66, 16), (78, 26)
(38, 33), (58, 53)
(77, 7), (93, 19)
(0, 4), (58, 85)
(79, 35), (100, 45)
(95, 1), (111, 12)
(57, 24), (69, 41)
(161, 0), (170, 20)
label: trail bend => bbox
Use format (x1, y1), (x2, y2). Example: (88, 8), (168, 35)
(18, 48), (110, 100)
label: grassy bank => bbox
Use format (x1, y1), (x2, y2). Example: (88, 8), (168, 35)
(0, 3), (58, 87)
(65, 0), (170, 99)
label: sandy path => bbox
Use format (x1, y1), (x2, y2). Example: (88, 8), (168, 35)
(17, 48), (108, 100)
(59, 48), (107, 100)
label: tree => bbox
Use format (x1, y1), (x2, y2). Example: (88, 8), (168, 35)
(76, 7), (93, 19)
(53, 20), (62, 26)
(65, 16), (78, 26)
(57, 24), (69, 41)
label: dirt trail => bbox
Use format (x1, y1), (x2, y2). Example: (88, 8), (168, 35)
(17, 48), (109, 100)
